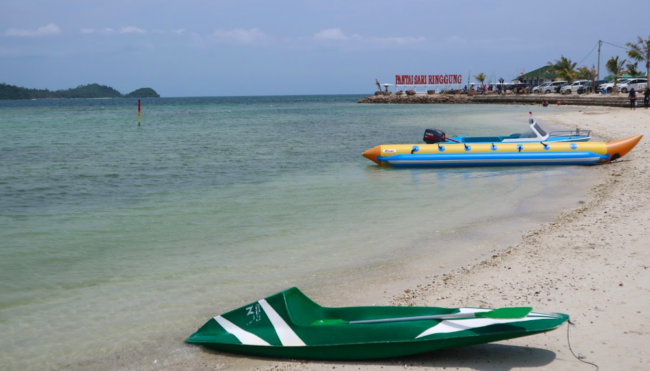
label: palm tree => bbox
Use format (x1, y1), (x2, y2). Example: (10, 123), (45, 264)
(473, 72), (486, 85)
(606, 56), (627, 94)
(626, 62), (642, 78)
(548, 56), (577, 83)
(577, 65), (598, 94)
(626, 36), (650, 80)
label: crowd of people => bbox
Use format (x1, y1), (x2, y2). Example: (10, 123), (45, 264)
(462, 83), (531, 95)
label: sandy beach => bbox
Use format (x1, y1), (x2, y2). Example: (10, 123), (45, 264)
(167, 106), (650, 371)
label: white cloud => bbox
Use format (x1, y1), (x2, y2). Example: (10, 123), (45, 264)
(446, 36), (466, 44)
(4, 23), (61, 37)
(212, 28), (266, 44)
(81, 28), (95, 34)
(119, 26), (146, 34)
(312, 28), (425, 49)
(103, 28), (115, 34)
(363, 35), (426, 45)
(173, 28), (186, 35)
(314, 28), (348, 41)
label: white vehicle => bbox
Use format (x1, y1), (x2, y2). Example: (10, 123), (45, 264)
(600, 79), (631, 93)
(538, 81), (567, 94)
(617, 78), (647, 93)
(560, 80), (589, 94)
(533, 82), (552, 94)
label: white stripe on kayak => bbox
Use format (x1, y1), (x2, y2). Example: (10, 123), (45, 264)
(415, 317), (546, 339)
(214, 316), (270, 346)
(457, 308), (490, 314)
(529, 311), (561, 318)
(258, 299), (306, 346)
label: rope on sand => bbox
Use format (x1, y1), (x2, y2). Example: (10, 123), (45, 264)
(567, 319), (599, 371)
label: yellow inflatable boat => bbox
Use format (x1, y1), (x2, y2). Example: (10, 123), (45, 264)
(362, 135), (642, 167)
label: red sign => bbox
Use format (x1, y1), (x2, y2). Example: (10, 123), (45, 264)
(395, 74), (463, 85)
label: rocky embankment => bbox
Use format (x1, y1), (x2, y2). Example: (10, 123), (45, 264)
(359, 93), (633, 107)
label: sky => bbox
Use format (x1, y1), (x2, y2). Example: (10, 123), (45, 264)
(1, 0), (648, 97)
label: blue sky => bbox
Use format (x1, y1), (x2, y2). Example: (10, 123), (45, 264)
(1, 0), (648, 97)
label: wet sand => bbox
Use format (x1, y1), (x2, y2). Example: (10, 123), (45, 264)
(167, 107), (650, 371)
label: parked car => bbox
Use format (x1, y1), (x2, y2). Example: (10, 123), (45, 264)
(577, 80), (608, 94)
(533, 82), (552, 94)
(550, 81), (568, 93)
(542, 81), (567, 94)
(533, 81), (566, 93)
(577, 82), (591, 94)
(560, 80), (589, 94)
(593, 80), (607, 92)
(617, 78), (647, 93)
(513, 82), (529, 92)
(600, 79), (631, 93)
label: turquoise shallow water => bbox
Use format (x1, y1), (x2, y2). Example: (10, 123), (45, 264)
(0, 96), (595, 370)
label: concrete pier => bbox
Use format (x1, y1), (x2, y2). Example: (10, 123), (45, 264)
(358, 93), (634, 108)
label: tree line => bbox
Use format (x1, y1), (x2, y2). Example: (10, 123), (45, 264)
(548, 35), (649, 93)
(0, 83), (160, 100)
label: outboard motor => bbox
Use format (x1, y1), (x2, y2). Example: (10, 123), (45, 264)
(423, 129), (446, 144)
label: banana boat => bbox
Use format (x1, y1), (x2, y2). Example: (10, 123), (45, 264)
(362, 135), (642, 167)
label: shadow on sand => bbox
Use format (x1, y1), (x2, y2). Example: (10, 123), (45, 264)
(203, 343), (557, 370)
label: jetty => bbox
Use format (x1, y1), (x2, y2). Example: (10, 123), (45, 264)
(358, 93), (633, 108)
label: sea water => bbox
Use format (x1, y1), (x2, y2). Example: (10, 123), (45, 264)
(0, 96), (597, 370)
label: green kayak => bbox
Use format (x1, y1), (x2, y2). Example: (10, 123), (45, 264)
(186, 287), (569, 360)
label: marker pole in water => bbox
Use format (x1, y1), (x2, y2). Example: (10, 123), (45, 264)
(138, 100), (141, 126)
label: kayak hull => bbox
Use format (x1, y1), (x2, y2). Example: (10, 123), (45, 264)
(187, 288), (569, 360)
(194, 327), (560, 360)
(378, 151), (607, 167)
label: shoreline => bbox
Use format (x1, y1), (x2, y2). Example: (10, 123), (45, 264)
(201, 106), (649, 371)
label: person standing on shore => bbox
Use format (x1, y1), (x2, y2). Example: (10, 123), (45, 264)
(629, 88), (636, 110)
(644, 87), (650, 109)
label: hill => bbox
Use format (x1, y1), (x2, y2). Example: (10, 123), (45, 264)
(124, 88), (160, 98)
(0, 83), (160, 100)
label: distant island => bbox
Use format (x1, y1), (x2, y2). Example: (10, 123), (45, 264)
(0, 83), (160, 100)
